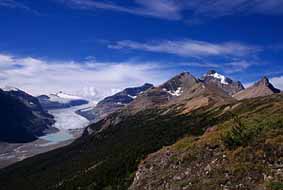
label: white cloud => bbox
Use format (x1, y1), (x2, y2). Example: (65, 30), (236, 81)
(0, 54), (13, 63)
(0, 54), (169, 100)
(270, 76), (283, 90)
(109, 40), (261, 58)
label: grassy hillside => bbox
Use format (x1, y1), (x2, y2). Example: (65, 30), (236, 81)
(0, 94), (282, 190)
(130, 94), (283, 190)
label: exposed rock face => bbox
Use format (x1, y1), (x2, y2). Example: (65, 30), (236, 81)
(201, 70), (244, 95)
(233, 76), (281, 100)
(160, 72), (199, 95)
(77, 83), (154, 122)
(0, 88), (55, 143)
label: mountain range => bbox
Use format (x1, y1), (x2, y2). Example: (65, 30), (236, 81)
(37, 92), (89, 110)
(0, 87), (56, 143)
(77, 83), (153, 122)
(0, 71), (282, 190)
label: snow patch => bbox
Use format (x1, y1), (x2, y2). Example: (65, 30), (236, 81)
(128, 94), (137, 99)
(163, 87), (183, 97)
(208, 72), (228, 85)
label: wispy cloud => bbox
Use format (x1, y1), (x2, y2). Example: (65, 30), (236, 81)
(0, 0), (39, 14)
(59, 0), (184, 20)
(0, 54), (170, 100)
(0, 0), (27, 9)
(109, 39), (261, 58)
(57, 0), (283, 21)
(182, 60), (259, 74)
(186, 0), (283, 18)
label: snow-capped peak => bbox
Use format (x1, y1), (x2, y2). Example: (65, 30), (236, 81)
(55, 91), (83, 100)
(2, 86), (20, 92)
(208, 72), (228, 85)
(46, 92), (87, 104)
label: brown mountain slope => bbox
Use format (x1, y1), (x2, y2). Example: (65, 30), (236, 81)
(85, 72), (235, 136)
(233, 76), (280, 100)
(126, 72), (235, 115)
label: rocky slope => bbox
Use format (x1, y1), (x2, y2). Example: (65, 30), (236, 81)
(233, 76), (281, 100)
(0, 88), (55, 143)
(37, 92), (89, 110)
(130, 95), (283, 190)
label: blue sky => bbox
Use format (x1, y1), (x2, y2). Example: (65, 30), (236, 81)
(0, 0), (283, 99)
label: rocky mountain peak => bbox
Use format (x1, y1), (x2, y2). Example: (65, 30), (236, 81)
(256, 76), (272, 86)
(233, 76), (280, 100)
(255, 76), (281, 93)
(206, 70), (217, 75)
(201, 70), (244, 95)
(160, 72), (198, 96)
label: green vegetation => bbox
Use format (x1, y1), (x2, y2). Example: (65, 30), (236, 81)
(223, 112), (283, 149)
(267, 182), (283, 190)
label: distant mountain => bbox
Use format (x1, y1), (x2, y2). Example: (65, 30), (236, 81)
(233, 76), (281, 100)
(77, 83), (153, 121)
(37, 91), (89, 110)
(127, 72), (234, 114)
(200, 70), (244, 95)
(0, 87), (55, 143)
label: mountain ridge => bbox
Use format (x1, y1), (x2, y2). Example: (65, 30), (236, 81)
(77, 83), (154, 122)
(0, 88), (56, 143)
(37, 91), (89, 110)
(233, 76), (281, 100)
